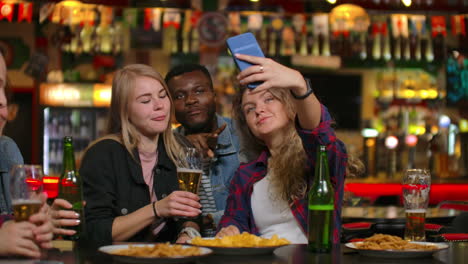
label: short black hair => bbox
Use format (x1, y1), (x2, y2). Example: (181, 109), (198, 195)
(165, 63), (213, 90)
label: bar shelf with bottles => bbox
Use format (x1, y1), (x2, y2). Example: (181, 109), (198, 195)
(359, 107), (467, 182)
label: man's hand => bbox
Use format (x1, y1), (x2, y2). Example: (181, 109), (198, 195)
(186, 123), (227, 158)
(216, 225), (240, 238)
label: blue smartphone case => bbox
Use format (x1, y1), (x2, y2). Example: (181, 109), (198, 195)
(226, 32), (265, 89)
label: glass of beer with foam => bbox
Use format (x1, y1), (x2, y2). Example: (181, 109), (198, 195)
(177, 148), (202, 194)
(9, 165), (44, 222)
(402, 169), (431, 241)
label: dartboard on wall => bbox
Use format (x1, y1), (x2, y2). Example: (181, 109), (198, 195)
(197, 12), (228, 47)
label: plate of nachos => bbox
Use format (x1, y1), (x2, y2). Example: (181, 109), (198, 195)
(345, 234), (448, 258)
(187, 232), (290, 255)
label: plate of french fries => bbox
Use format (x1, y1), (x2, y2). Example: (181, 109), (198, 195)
(98, 242), (212, 263)
(345, 234), (448, 258)
(187, 232), (291, 255)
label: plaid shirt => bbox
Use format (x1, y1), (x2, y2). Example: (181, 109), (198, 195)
(218, 105), (347, 244)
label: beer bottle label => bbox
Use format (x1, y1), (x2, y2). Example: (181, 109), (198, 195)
(309, 204), (334, 210)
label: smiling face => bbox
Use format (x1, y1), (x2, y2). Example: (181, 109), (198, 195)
(241, 89), (291, 146)
(128, 76), (171, 139)
(167, 70), (216, 134)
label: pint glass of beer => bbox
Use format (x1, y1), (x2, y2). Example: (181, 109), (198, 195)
(9, 165), (44, 222)
(177, 148), (202, 194)
(402, 169), (431, 241)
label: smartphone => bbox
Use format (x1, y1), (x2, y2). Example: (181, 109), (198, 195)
(226, 32), (265, 89)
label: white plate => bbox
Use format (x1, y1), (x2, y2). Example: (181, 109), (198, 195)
(345, 241), (449, 259)
(187, 238), (288, 255)
(98, 243), (212, 264)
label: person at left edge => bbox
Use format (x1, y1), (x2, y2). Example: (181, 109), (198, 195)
(0, 48), (78, 238)
(80, 64), (202, 247)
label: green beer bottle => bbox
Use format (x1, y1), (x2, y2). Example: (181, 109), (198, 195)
(308, 145), (334, 253)
(58, 136), (84, 241)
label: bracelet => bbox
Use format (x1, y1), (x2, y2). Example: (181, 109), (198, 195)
(290, 78), (313, 100)
(152, 201), (159, 217)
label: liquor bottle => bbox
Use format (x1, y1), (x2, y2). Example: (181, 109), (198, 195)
(58, 136), (84, 241)
(308, 145), (334, 253)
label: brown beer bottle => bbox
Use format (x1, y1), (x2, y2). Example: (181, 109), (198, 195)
(308, 145), (334, 253)
(58, 136), (84, 241)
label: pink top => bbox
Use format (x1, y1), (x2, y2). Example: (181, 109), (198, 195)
(139, 149), (165, 236)
(139, 150), (158, 202)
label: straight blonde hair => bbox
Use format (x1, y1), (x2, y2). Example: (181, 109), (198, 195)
(91, 64), (186, 165)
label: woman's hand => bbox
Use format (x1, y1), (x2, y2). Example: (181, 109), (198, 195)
(155, 191), (201, 218)
(29, 211), (54, 249)
(49, 198), (80, 236)
(175, 233), (191, 244)
(216, 225), (240, 238)
(0, 220), (41, 258)
(235, 54), (307, 96)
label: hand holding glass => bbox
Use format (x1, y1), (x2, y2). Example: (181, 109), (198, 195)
(177, 148), (202, 194)
(402, 169), (431, 241)
(10, 165), (44, 222)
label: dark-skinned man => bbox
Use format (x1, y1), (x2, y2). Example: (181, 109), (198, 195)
(165, 64), (241, 237)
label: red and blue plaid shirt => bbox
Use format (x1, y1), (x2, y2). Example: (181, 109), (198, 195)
(218, 105), (347, 244)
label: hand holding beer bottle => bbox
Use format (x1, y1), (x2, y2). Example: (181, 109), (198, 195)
(58, 136), (84, 241)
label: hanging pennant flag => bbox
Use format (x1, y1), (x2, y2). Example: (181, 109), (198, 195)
(391, 14), (409, 37)
(39, 3), (55, 24)
(163, 8), (181, 29)
(144, 8), (152, 30)
(123, 8), (138, 28)
(451, 15), (466, 36)
(82, 7), (96, 27)
(0, 2), (14, 22)
(409, 15), (426, 36)
(50, 3), (62, 24)
(62, 5), (74, 25)
(228, 12), (241, 34)
(431, 16), (447, 37)
(18, 2), (33, 23)
(247, 14), (263, 31)
(312, 14), (329, 37)
(292, 14), (306, 33)
(313, 14), (330, 56)
(100, 6), (114, 26)
(152, 8), (162, 31)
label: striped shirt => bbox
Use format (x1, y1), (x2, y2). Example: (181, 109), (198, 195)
(198, 158), (217, 237)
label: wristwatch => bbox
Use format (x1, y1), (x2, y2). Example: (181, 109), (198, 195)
(179, 227), (201, 239)
(290, 78), (314, 100)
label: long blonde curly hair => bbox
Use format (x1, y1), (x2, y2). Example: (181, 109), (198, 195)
(233, 86), (308, 202)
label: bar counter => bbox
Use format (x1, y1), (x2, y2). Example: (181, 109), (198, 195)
(0, 242), (466, 264)
(345, 182), (468, 205)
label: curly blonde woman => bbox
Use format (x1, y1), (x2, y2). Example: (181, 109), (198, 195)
(217, 54), (349, 244)
(81, 64), (201, 247)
